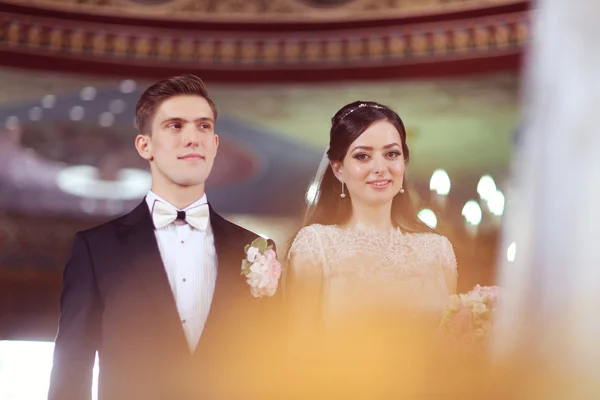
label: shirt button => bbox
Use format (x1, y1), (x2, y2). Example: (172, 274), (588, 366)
(183, 278), (187, 282)
(182, 319), (186, 324)
(180, 240), (184, 244)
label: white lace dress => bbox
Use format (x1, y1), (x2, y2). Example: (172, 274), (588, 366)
(288, 224), (457, 329)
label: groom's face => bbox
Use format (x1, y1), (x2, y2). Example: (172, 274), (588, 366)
(138, 95), (219, 190)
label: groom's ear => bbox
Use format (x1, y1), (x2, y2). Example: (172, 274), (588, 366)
(135, 134), (153, 161)
(330, 161), (344, 182)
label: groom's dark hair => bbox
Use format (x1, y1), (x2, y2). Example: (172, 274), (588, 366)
(135, 74), (218, 135)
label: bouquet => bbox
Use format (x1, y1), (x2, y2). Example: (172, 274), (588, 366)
(440, 285), (500, 352)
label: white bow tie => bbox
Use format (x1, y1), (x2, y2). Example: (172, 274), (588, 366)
(152, 200), (210, 231)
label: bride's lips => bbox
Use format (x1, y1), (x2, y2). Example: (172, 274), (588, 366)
(367, 179), (391, 189)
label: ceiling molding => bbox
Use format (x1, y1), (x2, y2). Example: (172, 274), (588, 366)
(0, 6), (528, 82)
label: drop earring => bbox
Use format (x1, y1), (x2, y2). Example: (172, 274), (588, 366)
(340, 182), (346, 198)
(399, 187), (405, 194)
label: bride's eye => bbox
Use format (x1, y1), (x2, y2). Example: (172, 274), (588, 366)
(387, 151), (402, 159)
(353, 153), (369, 161)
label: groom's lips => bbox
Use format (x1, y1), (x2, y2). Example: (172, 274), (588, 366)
(179, 153), (205, 160)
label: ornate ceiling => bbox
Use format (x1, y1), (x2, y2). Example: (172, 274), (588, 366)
(3, 0), (524, 21)
(0, 0), (528, 81)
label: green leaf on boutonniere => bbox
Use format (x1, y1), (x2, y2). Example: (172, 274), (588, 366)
(266, 245), (274, 251)
(244, 244), (250, 253)
(251, 237), (268, 253)
(241, 259), (251, 276)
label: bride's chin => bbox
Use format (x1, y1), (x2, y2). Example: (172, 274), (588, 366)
(363, 198), (395, 208)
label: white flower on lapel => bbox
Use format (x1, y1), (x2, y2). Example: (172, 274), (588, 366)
(246, 246), (260, 263)
(241, 237), (281, 298)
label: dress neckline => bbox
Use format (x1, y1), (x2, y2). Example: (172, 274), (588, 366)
(329, 223), (403, 236)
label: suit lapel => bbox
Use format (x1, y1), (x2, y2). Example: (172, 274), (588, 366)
(117, 201), (254, 358)
(192, 206), (254, 358)
(118, 201), (189, 354)
(200, 207), (245, 331)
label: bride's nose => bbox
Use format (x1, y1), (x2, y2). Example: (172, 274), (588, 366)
(371, 155), (386, 174)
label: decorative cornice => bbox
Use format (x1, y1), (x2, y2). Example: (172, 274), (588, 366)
(0, 8), (528, 81)
(1, 0), (527, 24)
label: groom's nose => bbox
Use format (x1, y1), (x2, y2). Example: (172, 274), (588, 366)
(182, 126), (200, 147)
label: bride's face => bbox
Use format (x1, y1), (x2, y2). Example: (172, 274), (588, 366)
(332, 120), (406, 207)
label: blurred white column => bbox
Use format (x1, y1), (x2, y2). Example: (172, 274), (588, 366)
(492, 0), (600, 385)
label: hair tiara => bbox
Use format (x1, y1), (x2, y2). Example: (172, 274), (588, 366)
(339, 103), (386, 120)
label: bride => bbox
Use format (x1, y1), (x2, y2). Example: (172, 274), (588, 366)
(281, 101), (459, 398)
(286, 100), (457, 336)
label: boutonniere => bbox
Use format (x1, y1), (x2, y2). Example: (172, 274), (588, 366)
(241, 237), (282, 298)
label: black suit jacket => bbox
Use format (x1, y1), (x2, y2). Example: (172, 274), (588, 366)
(48, 200), (280, 400)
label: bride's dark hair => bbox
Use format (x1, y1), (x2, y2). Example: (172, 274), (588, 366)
(303, 100), (433, 233)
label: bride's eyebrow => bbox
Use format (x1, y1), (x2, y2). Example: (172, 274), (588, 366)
(351, 146), (373, 152)
(351, 143), (401, 152)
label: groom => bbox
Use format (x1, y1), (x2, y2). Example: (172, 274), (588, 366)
(48, 75), (280, 400)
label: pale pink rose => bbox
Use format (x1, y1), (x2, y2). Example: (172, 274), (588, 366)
(487, 286), (500, 301)
(267, 263), (282, 295)
(472, 285), (499, 301)
(264, 249), (277, 261)
(245, 251), (281, 298)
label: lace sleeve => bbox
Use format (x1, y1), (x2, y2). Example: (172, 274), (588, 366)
(440, 236), (457, 271)
(286, 226), (324, 335)
(289, 225), (323, 267)
(440, 235), (458, 293)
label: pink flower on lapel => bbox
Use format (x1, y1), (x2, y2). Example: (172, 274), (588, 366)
(241, 237), (281, 298)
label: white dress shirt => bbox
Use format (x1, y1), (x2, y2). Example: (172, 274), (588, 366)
(145, 191), (218, 353)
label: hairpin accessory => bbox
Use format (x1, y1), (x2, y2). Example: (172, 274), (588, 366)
(339, 103), (386, 120)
